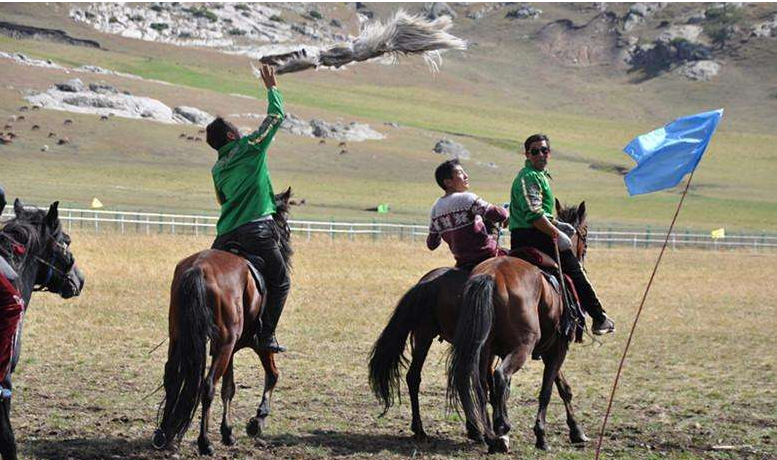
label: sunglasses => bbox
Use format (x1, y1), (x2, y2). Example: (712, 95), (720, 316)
(529, 146), (550, 156)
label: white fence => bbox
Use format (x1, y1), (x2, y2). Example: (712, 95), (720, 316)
(2, 207), (777, 251)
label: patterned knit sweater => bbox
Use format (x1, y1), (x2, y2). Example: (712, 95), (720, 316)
(427, 192), (508, 267)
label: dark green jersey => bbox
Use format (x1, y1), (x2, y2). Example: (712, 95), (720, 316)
(509, 160), (555, 230)
(212, 87), (285, 236)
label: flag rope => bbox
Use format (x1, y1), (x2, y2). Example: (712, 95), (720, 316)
(594, 169), (696, 460)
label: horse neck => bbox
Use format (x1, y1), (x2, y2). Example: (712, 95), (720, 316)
(0, 226), (44, 305)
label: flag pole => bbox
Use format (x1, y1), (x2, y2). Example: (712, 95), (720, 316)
(594, 169), (697, 460)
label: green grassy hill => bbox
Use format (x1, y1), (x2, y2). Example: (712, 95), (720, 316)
(1, 2), (776, 231)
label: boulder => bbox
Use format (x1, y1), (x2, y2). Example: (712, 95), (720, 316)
(281, 112), (314, 137)
(55, 78), (85, 92)
(657, 25), (703, 44)
(433, 138), (470, 160)
(173, 106), (214, 126)
(752, 14), (777, 38)
(678, 60), (720, 81)
(89, 83), (118, 94)
(426, 2), (457, 20)
(506, 6), (542, 20)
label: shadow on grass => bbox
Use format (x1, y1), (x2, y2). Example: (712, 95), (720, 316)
(26, 437), (160, 460)
(267, 429), (471, 456)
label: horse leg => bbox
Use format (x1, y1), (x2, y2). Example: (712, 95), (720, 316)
(247, 350), (278, 438)
(533, 344), (566, 451)
(220, 357), (236, 446)
(0, 392), (16, 460)
(198, 342), (235, 456)
(491, 344), (533, 452)
(555, 369), (589, 444)
(407, 332), (433, 442)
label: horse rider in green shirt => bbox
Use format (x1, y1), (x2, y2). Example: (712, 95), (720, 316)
(509, 133), (615, 335)
(206, 64), (289, 352)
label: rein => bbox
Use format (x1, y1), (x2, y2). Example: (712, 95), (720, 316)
(0, 226), (65, 292)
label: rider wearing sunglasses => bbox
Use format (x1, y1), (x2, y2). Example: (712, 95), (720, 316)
(509, 134), (615, 335)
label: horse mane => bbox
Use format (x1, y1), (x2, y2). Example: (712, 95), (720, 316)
(0, 208), (50, 254)
(272, 191), (294, 270)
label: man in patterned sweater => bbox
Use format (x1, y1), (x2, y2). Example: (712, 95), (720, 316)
(427, 159), (508, 270)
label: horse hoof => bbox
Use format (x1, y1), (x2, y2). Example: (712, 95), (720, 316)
(246, 417), (262, 438)
(198, 442), (214, 456)
(466, 428), (484, 443)
(151, 429), (167, 450)
(222, 433), (237, 446)
(571, 432), (590, 445)
(487, 436), (509, 454)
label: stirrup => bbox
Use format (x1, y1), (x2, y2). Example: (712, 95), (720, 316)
(0, 387), (11, 400)
(256, 334), (286, 353)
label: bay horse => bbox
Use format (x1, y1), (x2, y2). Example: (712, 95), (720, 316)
(446, 201), (591, 454)
(0, 200), (85, 460)
(153, 188), (293, 456)
(368, 219), (510, 442)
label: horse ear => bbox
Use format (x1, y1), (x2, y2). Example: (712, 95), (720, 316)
(45, 201), (59, 226)
(578, 201), (586, 224)
(13, 198), (24, 216)
(282, 187), (292, 201)
(555, 198), (562, 215)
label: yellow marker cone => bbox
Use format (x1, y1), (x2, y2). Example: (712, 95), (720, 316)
(711, 228), (725, 239)
(91, 197), (104, 209)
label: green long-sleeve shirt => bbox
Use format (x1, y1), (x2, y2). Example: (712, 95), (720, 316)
(212, 87), (285, 236)
(509, 160), (555, 230)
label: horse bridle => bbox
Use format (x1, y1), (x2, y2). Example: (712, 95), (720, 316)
(571, 223), (588, 268)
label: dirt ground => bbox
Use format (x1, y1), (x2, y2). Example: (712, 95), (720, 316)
(8, 233), (777, 460)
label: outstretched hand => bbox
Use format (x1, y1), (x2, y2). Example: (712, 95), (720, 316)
(259, 64), (277, 90)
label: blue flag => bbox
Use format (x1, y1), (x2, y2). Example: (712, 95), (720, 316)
(623, 109), (723, 195)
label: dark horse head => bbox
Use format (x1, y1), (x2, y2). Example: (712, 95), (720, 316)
(1, 199), (84, 300)
(556, 199), (588, 266)
(271, 187), (293, 270)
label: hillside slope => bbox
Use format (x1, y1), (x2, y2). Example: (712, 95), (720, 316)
(1, 2), (776, 231)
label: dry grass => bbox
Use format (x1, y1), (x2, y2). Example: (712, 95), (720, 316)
(10, 233), (777, 460)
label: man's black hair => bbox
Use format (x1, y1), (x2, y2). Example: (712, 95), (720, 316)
(434, 158), (461, 191)
(524, 133), (550, 152)
(206, 117), (240, 151)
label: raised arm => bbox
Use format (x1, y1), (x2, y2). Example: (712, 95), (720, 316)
(245, 65), (285, 149)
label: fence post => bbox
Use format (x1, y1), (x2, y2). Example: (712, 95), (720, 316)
(607, 226), (612, 249)
(372, 219), (376, 242)
(194, 217), (198, 236)
(94, 212), (99, 234)
(400, 224), (404, 241)
(350, 224), (354, 241)
(411, 221), (415, 242)
(67, 210), (72, 232)
(307, 222), (311, 241)
(80, 210), (83, 229)
(330, 217), (334, 241)
(172, 217), (176, 235)
(121, 213), (125, 234)
(146, 215), (150, 235)
(645, 226), (651, 248)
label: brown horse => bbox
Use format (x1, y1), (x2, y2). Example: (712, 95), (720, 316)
(446, 201), (590, 453)
(153, 188), (293, 456)
(368, 266), (482, 442)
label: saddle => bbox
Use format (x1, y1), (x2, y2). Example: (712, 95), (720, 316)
(509, 247), (586, 349)
(221, 242), (267, 298)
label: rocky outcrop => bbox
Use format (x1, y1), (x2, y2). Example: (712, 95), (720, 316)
(657, 25), (703, 44)
(309, 118), (384, 142)
(0, 21), (100, 48)
(537, 13), (622, 67)
(677, 60), (720, 81)
(25, 80), (211, 125)
(433, 138), (470, 159)
(752, 14), (777, 38)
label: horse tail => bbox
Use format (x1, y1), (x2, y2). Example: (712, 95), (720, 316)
(155, 266), (214, 448)
(446, 273), (494, 435)
(368, 278), (438, 414)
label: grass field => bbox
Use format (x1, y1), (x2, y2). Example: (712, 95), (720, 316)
(9, 233), (776, 460)
(1, 3), (777, 231)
